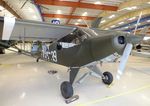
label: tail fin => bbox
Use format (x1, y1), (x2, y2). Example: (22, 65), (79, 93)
(91, 17), (102, 28)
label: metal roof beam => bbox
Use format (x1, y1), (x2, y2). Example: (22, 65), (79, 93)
(0, 0), (21, 18)
(100, 8), (150, 29)
(68, 24), (87, 27)
(42, 13), (96, 20)
(35, 0), (118, 11)
(99, 0), (150, 17)
(66, 0), (81, 24)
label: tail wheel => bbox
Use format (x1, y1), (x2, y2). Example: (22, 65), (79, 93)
(60, 81), (73, 99)
(102, 72), (113, 85)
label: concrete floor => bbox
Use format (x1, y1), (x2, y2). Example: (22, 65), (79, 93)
(0, 53), (150, 106)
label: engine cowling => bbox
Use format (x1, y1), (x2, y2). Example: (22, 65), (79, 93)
(112, 36), (126, 54)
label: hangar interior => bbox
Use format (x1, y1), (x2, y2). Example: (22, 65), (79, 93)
(0, 0), (150, 106)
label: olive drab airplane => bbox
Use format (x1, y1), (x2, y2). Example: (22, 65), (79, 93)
(0, 16), (145, 100)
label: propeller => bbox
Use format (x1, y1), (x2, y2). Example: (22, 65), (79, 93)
(116, 12), (143, 80)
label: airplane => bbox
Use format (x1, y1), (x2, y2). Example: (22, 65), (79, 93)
(0, 16), (145, 100)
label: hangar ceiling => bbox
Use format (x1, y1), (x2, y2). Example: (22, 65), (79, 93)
(2, 0), (42, 21)
(0, 0), (150, 34)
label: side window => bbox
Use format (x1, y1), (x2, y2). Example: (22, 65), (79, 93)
(58, 42), (76, 48)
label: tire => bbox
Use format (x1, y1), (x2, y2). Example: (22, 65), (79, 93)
(60, 81), (73, 99)
(0, 49), (5, 54)
(102, 72), (113, 85)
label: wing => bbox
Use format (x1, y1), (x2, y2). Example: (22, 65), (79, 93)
(0, 17), (77, 41)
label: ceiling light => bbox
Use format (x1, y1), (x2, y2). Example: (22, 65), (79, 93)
(128, 17), (136, 20)
(77, 19), (82, 22)
(147, 2), (150, 4)
(33, 15), (37, 19)
(57, 10), (62, 14)
(82, 12), (87, 16)
(75, 23), (79, 25)
(0, 6), (4, 11)
(126, 6), (137, 10)
(132, 6), (137, 9)
(110, 25), (115, 28)
(125, 26), (128, 29)
(108, 14), (115, 19)
(147, 20), (150, 22)
(28, 7), (34, 13)
(105, 28), (109, 30)
(144, 37), (150, 40)
(101, 20), (106, 23)
(118, 22), (124, 25)
(56, 18), (60, 20)
(94, 1), (102, 5)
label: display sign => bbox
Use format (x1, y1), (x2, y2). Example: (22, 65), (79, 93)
(51, 19), (60, 24)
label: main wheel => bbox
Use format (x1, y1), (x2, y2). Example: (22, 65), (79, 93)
(60, 81), (73, 99)
(102, 72), (113, 85)
(0, 49), (5, 54)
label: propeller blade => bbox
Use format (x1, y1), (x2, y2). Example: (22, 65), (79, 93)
(116, 43), (133, 80)
(116, 12), (143, 80)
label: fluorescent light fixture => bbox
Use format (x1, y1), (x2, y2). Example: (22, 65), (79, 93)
(132, 6), (137, 9)
(0, 6), (4, 11)
(108, 14), (115, 19)
(125, 6), (137, 10)
(28, 7), (34, 13)
(143, 37), (150, 40)
(57, 10), (62, 14)
(56, 18), (60, 20)
(128, 17), (136, 20)
(147, 2), (150, 4)
(147, 20), (150, 22)
(82, 12), (87, 16)
(94, 1), (102, 5)
(105, 28), (109, 30)
(77, 19), (82, 22)
(33, 15), (37, 19)
(75, 23), (79, 25)
(110, 25), (115, 28)
(101, 20), (106, 23)
(119, 6), (137, 11)
(118, 21), (124, 25)
(125, 26), (128, 29)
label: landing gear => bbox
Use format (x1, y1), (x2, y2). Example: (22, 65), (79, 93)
(61, 81), (73, 99)
(36, 57), (40, 62)
(60, 65), (113, 103)
(76, 64), (113, 85)
(60, 67), (79, 101)
(0, 48), (5, 54)
(102, 72), (113, 85)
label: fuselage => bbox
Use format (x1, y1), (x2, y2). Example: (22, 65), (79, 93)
(41, 34), (126, 67)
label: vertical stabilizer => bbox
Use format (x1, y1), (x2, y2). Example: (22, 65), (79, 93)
(91, 17), (102, 28)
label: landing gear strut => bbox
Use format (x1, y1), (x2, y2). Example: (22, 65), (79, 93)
(60, 67), (79, 100)
(75, 64), (113, 85)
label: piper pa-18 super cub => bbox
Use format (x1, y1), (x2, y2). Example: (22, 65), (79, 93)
(0, 17), (144, 100)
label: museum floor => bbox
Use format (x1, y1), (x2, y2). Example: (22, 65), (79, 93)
(0, 53), (150, 106)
